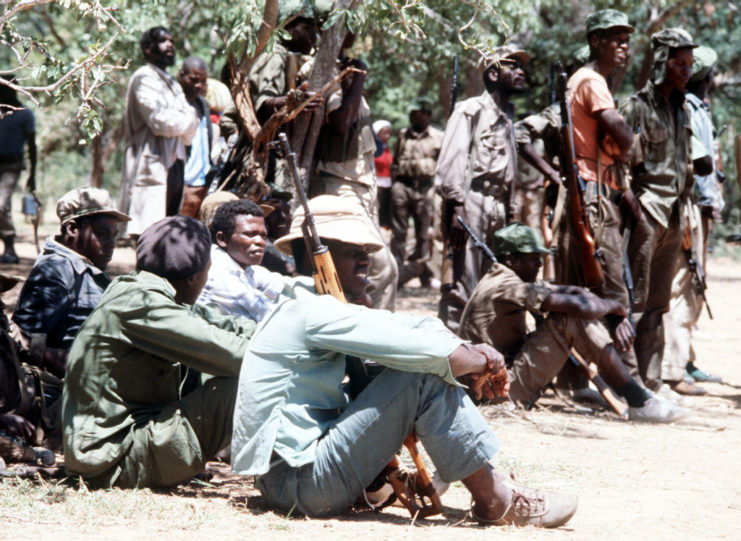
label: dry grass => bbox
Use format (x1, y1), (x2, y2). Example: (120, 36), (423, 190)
(2, 234), (740, 540)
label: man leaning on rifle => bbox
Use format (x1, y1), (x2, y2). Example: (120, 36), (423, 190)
(459, 223), (687, 423)
(559, 9), (640, 391)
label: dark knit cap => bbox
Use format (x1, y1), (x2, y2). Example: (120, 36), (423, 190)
(136, 216), (211, 280)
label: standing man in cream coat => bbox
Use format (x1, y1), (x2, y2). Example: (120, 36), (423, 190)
(119, 26), (198, 238)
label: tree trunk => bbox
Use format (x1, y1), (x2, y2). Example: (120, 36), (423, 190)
(229, 0), (278, 142)
(89, 133), (104, 188)
(87, 124), (123, 188)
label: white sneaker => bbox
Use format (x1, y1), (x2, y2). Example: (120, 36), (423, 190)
(629, 397), (689, 423)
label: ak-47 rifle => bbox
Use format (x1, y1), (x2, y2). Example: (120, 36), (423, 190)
(440, 56), (460, 293)
(621, 224), (636, 328)
(272, 133), (443, 518)
(456, 216), (627, 418)
(682, 206), (713, 319)
(556, 64), (604, 289)
(272, 133), (344, 299)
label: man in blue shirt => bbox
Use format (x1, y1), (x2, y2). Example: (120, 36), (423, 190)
(178, 55), (213, 218)
(12, 187), (129, 378)
(231, 195), (577, 528)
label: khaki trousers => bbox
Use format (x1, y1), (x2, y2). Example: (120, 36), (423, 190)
(628, 206), (683, 389)
(661, 203), (703, 382)
(439, 191), (506, 333)
(0, 168), (21, 238)
(507, 312), (612, 405)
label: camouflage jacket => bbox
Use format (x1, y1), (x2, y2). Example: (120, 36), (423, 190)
(619, 81), (693, 227)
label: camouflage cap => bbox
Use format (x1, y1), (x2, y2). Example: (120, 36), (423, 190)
(491, 223), (549, 257)
(279, 0), (315, 25)
(651, 28), (697, 50)
(691, 45), (717, 83)
(585, 9), (634, 35)
(480, 45), (531, 72)
(407, 96), (435, 114)
(650, 28), (697, 85)
(56, 187), (130, 225)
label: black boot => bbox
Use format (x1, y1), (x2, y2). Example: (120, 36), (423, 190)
(0, 236), (19, 264)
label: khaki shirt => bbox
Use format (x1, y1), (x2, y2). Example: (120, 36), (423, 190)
(436, 92), (517, 204)
(248, 42), (289, 119)
(393, 125), (444, 181)
(514, 105), (561, 189)
(459, 264), (552, 360)
(619, 81), (693, 227)
(315, 76), (376, 187)
(63, 271), (254, 477)
(515, 104), (561, 166)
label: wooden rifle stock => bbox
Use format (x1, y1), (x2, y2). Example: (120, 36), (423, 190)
(556, 65), (604, 289)
(568, 351), (628, 418)
(275, 133), (346, 301)
(274, 132), (442, 518)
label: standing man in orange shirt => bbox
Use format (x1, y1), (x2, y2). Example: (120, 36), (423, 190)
(561, 9), (639, 380)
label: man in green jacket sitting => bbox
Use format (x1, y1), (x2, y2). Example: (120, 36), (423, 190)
(62, 215), (255, 488)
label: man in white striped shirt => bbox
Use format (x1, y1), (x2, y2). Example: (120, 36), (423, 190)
(198, 199), (289, 322)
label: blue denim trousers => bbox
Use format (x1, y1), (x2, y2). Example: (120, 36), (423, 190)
(255, 368), (500, 517)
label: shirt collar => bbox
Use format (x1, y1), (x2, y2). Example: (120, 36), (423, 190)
(44, 236), (106, 277)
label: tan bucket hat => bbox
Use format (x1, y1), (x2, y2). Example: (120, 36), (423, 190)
(274, 195), (384, 255)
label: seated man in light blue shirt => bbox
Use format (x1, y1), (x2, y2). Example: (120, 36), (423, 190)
(231, 195), (577, 529)
(198, 199), (288, 322)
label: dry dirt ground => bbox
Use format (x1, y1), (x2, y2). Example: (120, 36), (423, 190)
(1, 219), (740, 541)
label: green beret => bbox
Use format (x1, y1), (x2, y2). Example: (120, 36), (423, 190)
(651, 28), (697, 50)
(585, 9), (634, 35)
(691, 45), (717, 83)
(407, 96), (435, 114)
(492, 223), (549, 257)
(136, 216), (212, 280)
